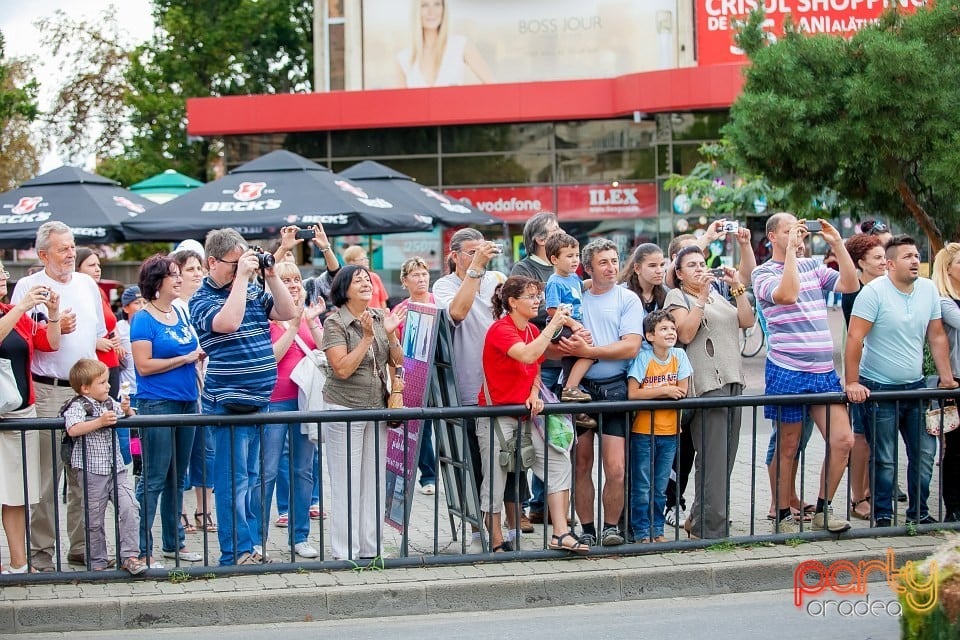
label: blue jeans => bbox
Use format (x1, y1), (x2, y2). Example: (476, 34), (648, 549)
(186, 424), (215, 489)
(312, 449), (320, 506)
(629, 433), (677, 540)
(135, 398), (196, 557)
(860, 378), (935, 521)
(209, 411), (262, 565)
(418, 423), (436, 487)
(276, 437), (291, 515)
(251, 399), (316, 546)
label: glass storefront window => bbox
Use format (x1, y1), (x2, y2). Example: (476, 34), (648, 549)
(441, 123), (553, 153)
(555, 119), (656, 150)
(332, 128), (437, 157)
(557, 149), (655, 183)
(442, 153), (553, 186)
(332, 157), (439, 186)
(669, 111), (729, 141)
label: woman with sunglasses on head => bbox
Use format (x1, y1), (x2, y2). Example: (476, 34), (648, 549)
(131, 255), (206, 568)
(478, 275), (587, 554)
(840, 233), (887, 520)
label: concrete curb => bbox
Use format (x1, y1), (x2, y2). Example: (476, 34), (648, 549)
(0, 534), (943, 633)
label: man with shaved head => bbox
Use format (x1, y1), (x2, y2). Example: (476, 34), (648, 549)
(752, 212), (859, 534)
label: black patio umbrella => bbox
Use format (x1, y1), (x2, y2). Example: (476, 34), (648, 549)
(338, 160), (502, 227)
(122, 151), (433, 241)
(0, 166), (154, 248)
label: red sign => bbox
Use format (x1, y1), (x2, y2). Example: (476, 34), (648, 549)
(557, 183), (657, 221)
(444, 183), (657, 222)
(443, 186), (556, 223)
(696, 0), (928, 67)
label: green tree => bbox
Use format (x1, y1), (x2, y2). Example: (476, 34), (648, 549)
(725, 4), (960, 251)
(36, 10), (133, 163)
(0, 31), (40, 191)
(122, 0), (314, 182)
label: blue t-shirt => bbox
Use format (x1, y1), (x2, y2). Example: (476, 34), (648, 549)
(580, 285), (645, 380)
(130, 306), (199, 402)
(190, 278), (276, 410)
(544, 272), (584, 321)
(852, 276), (941, 385)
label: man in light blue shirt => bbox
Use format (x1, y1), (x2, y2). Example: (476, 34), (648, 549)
(845, 235), (958, 527)
(559, 238), (643, 547)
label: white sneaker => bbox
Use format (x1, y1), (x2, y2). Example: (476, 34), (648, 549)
(664, 505), (686, 528)
(419, 483), (436, 495)
(1, 564), (28, 574)
(162, 549), (202, 562)
(295, 542), (319, 558)
(504, 528), (521, 543)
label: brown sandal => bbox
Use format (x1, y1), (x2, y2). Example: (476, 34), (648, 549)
(181, 513), (197, 533)
(195, 512), (217, 532)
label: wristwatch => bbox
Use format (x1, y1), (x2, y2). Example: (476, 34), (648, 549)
(466, 268), (485, 279)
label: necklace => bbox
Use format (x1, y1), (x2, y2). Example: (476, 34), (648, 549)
(150, 302), (174, 320)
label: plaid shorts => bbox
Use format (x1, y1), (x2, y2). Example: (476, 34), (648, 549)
(764, 360), (842, 423)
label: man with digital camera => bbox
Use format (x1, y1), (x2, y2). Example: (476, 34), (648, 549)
(189, 227), (296, 565)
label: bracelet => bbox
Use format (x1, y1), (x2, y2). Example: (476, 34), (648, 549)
(390, 341), (401, 347)
(391, 390), (403, 395)
(320, 246), (332, 252)
(48, 318), (60, 323)
(730, 285), (746, 298)
(693, 302), (705, 310)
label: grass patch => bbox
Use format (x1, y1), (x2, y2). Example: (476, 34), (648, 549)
(167, 569), (190, 584)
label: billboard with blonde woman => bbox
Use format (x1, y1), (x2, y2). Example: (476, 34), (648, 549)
(362, 0), (680, 89)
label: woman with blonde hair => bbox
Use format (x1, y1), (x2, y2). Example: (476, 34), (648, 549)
(932, 243), (960, 522)
(394, 0), (494, 88)
(252, 260), (324, 558)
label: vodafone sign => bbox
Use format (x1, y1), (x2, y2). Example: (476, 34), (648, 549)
(696, 0), (928, 66)
(444, 184), (656, 222)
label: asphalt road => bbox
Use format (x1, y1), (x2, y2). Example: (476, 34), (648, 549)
(12, 583), (901, 640)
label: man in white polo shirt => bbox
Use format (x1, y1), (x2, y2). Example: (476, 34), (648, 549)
(12, 221), (105, 570)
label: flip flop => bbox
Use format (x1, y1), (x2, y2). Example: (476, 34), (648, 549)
(549, 532), (590, 555)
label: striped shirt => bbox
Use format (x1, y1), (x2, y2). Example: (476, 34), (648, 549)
(752, 258), (839, 373)
(190, 278), (276, 410)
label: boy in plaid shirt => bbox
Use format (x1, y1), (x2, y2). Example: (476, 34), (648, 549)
(63, 359), (145, 574)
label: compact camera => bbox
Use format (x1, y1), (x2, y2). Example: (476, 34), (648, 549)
(722, 220), (739, 233)
(558, 303), (574, 315)
(295, 228), (316, 240)
(804, 220), (823, 233)
(38, 290), (49, 298)
(491, 242), (504, 254)
(249, 246), (276, 271)
(710, 268), (726, 279)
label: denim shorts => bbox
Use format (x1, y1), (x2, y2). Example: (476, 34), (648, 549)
(763, 360), (842, 424)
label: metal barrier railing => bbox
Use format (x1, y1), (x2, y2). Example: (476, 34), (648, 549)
(0, 387), (957, 583)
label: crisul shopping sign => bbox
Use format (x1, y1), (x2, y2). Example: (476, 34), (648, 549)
(696, 0), (929, 66)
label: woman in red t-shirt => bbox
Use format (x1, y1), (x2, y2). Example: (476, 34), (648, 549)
(477, 276), (588, 555)
(76, 249), (122, 395)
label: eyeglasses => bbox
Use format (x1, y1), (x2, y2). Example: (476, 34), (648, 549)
(165, 272), (183, 279)
(0, 270), (9, 279)
(459, 249), (478, 258)
(516, 294), (542, 301)
(216, 257), (239, 265)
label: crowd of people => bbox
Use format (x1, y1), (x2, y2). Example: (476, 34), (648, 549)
(0, 210), (956, 572)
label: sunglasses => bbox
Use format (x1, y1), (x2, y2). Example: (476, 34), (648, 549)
(863, 220), (889, 235)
